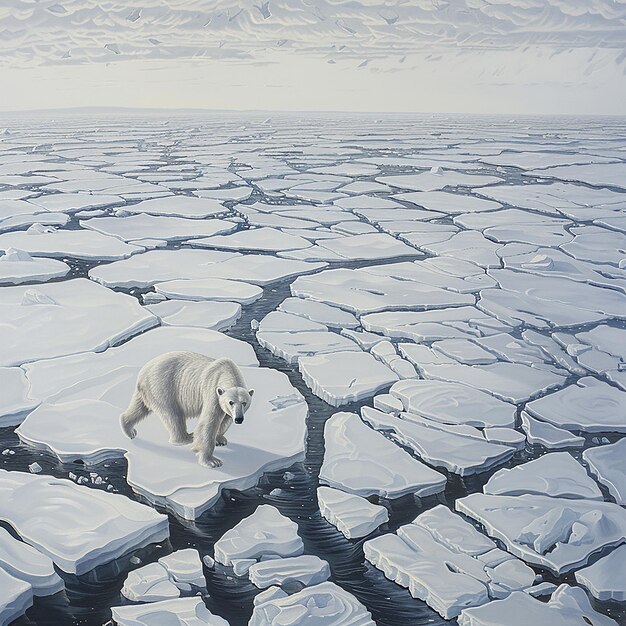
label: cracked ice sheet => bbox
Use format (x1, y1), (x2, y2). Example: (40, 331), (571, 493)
(484, 453), (603, 500)
(361, 306), (510, 342)
(377, 170), (503, 192)
(575, 544), (626, 602)
(249, 581), (376, 626)
(89, 249), (325, 288)
(299, 351), (398, 407)
(111, 598), (229, 626)
(0, 249), (70, 285)
(393, 190), (502, 214)
(291, 267), (474, 315)
(0, 368), (39, 425)
(146, 300), (241, 332)
(364, 505), (537, 620)
(155, 278), (263, 305)
(503, 248), (626, 294)
(80, 214), (237, 242)
(121, 196), (226, 218)
(456, 493), (626, 575)
(363, 258), (498, 293)
(525, 377), (626, 433)
(583, 439), (626, 504)
(319, 412), (445, 499)
(526, 162), (626, 190)
(26, 193), (124, 213)
(473, 182), (626, 221)
(17, 327), (308, 520)
(0, 526), (63, 597)
(257, 331), (361, 365)
(480, 152), (619, 170)
(0, 470), (168, 575)
(458, 584), (618, 626)
(389, 379), (516, 428)
(561, 226), (626, 267)
(0, 228), (144, 260)
(361, 407), (515, 476)
(0, 278), (157, 367)
(191, 227), (313, 252)
(317, 486), (388, 539)
(0, 569), (32, 626)
(481, 270), (625, 329)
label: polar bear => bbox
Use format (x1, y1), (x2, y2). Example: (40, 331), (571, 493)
(119, 352), (254, 468)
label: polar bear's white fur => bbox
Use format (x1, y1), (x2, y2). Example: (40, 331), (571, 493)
(119, 352), (254, 468)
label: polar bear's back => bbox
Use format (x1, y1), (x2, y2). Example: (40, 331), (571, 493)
(136, 351), (245, 416)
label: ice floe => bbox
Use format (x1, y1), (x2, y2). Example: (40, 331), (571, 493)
(458, 584), (618, 626)
(17, 327), (308, 519)
(0, 527), (63, 596)
(111, 597), (229, 626)
(299, 351), (398, 406)
(0, 278), (157, 366)
(81, 214), (236, 242)
(521, 411), (585, 449)
(364, 505), (537, 619)
(583, 439), (626, 504)
(154, 278), (263, 304)
(0, 227), (143, 260)
(214, 505), (303, 566)
(122, 195), (226, 218)
(317, 486), (388, 539)
(248, 554), (330, 589)
(575, 544), (626, 601)
(525, 377), (626, 433)
(484, 453), (603, 500)
(0, 469), (168, 575)
(0, 367), (39, 425)
(146, 299), (241, 331)
(456, 492), (626, 575)
(249, 581), (376, 625)
(0, 248), (70, 285)
(0, 568), (32, 626)
(319, 412), (446, 498)
(388, 379), (516, 428)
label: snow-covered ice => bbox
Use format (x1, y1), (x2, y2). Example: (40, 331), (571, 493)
(146, 299), (241, 331)
(0, 469), (168, 575)
(319, 412), (446, 498)
(456, 492), (626, 575)
(458, 584), (618, 626)
(361, 407), (515, 476)
(484, 453), (603, 500)
(0, 248), (70, 285)
(364, 505), (537, 619)
(317, 486), (389, 539)
(154, 277), (263, 304)
(0, 278), (157, 366)
(575, 544), (626, 601)
(0, 568), (32, 626)
(111, 597), (229, 626)
(213, 505), (303, 566)
(520, 411), (585, 449)
(299, 351), (398, 406)
(0, 527), (63, 596)
(248, 554), (331, 588)
(583, 439), (626, 504)
(249, 581), (376, 626)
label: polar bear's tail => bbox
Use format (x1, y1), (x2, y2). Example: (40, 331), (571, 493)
(119, 389), (150, 440)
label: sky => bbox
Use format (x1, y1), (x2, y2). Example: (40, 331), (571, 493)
(1, 0), (625, 114)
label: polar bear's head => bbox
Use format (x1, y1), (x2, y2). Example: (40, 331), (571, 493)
(217, 386), (254, 424)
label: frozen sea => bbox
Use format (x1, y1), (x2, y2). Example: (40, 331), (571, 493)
(0, 111), (625, 626)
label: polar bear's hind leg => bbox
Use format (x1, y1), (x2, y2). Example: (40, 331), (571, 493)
(120, 390), (149, 439)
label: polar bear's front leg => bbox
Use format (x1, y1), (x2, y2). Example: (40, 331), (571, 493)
(192, 411), (222, 468)
(216, 415), (232, 446)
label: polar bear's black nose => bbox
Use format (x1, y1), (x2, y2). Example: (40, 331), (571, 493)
(235, 417), (244, 424)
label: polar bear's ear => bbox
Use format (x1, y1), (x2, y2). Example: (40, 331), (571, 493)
(216, 387), (225, 397)
(248, 389), (254, 397)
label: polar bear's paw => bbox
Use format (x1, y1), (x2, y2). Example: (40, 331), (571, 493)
(199, 456), (223, 468)
(121, 421), (137, 439)
(216, 436), (228, 446)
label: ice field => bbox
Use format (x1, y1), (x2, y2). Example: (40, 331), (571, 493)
(0, 112), (625, 626)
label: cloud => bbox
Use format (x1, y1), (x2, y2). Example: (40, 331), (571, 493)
(0, 0), (624, 68)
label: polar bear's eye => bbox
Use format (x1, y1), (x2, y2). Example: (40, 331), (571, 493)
(229, 401), (235, 406)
